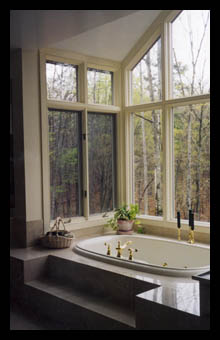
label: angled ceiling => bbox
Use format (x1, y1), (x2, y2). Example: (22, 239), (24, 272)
(10, 10), (162, 61)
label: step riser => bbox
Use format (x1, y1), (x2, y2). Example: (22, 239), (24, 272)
(47, 255), (157, 311)
(24, 284), (134, 330)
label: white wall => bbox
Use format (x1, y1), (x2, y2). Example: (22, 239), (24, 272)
(22, 49), (43, 222)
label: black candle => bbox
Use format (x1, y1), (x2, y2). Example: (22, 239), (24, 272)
(191, 212), (194, 230)
(189, 209), (192, 227)
(177, 211), (181, 228)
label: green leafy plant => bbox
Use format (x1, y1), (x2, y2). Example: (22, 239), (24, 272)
(137, 226), (145, 234)
(106, 204), (140, 230)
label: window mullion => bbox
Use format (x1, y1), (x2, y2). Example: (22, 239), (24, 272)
(162, 20), (174, 222)
(82, 109), (89, 219)
(162, 105), (173, 221)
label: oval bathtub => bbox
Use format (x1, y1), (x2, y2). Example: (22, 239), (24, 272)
(74, 234), (210, 277)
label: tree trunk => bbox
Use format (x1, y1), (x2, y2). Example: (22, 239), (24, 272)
(139, 61), (148, 214)
(186, 107), (192, 210)
(93, 70), (96, 103)
(145, 51), (162, 215)
(195, 105), (204, 218)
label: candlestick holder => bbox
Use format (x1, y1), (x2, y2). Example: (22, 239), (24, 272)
(188, 230), (195, 244)
(177, 228), (181, 241)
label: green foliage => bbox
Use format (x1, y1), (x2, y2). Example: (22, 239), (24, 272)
(106, 204), (140, 230)
(137, 226), (145, 234)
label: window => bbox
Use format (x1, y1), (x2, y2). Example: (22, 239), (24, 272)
(132, 110), (163, 216)
(87, 68), (113, 105)
(88, 112), (116, 214)
(172, 10), (210, 98)
(46, 61), (78, 102)
(48, 109), (82, 220)
(42, 55), (118, 226)
(173, 103), (210, 222)
(127, 10), (210, 227)
(131, 38), (162, 105)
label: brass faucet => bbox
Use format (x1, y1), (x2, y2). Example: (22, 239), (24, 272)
(128, 248), (138, 260)
(188, 229), (195, 244)
(104, 242), (111, 255)
(116, 241), (132, 258)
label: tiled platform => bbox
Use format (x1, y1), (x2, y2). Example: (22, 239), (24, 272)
(10, 233), (210, 330)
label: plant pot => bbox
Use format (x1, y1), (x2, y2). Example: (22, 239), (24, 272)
(117, 219), (134, 235)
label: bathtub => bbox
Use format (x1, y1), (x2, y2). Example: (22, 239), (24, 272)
(74, 234), (210, 277)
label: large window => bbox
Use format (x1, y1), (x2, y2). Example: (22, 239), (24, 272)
(171, 10), (210, 223)
(173, 103), (210, 222)
(131, 38), (162, 105)
(46, 60), (78, 102)
(88, 112), (116, 214)
(133, 110), (163, 216)
(48, 109), (82, 220)
(43, 56), (118, 225)
(172, 10), (210, 98)
(128, 10), (210, 225)
(87, 68), (113, 105)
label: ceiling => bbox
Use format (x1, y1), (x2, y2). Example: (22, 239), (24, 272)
(10, 10), (162, 61)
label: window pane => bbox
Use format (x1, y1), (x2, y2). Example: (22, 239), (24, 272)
(131, 38), (162, 105)
(87, 68), (113, 105)
(133, 110), (163, 216)
(48, 109), (82, 220)
(172, 10), (210, 98)
(88, 113), (116, 214)
(46, 61), (78, 102)
(173, 103), (210, 222)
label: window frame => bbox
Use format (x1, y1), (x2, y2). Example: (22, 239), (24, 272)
(123, 10), (210, 232)
(40, 49), (121, 231)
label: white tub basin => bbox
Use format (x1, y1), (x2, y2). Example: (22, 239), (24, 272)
(74, 234), (210, 277)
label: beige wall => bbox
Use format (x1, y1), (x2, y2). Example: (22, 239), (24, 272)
(22, 49), (42, 222)
(10, 48), (43, 247)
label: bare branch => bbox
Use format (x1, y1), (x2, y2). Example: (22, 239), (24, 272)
(173, 48), (186, 96)
(134, 113), (153, 124)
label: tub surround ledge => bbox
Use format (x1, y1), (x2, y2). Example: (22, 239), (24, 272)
(10, 233), (210, 330)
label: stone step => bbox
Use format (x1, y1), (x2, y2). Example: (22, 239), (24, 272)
(46, 254), (158, 311)
(24, 277), (136, 330)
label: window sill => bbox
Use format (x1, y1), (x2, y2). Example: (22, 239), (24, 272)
(138, 215), (210, 234)
(49, 213), (114, 232)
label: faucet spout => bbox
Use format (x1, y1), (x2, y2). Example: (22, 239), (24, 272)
(121, 241), (132, 249)
(116, 240), (132, 257)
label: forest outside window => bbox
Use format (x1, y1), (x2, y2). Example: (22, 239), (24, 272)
(132, 110), (163, 217)
(173, 103), (210, 222)
(44, 56), (117, 224)
(87, 68), (113, 105)
(48, 109), (83, 220)
(128, 10), (210, 226)
(88, 112), (116, 214)
(171, 10), (210, 98)
(131, 38), (162, 105)
(46, 60), (78, 102)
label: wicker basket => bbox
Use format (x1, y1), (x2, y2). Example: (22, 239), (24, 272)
(41, 217), (75, 249)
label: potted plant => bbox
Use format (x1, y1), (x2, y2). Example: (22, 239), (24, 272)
(106, 204), (140, 234)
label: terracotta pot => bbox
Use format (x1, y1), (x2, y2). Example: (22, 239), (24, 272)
(117, 219), (134, 234)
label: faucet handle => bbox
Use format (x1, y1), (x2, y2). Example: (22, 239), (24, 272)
(104, 242), (111, 255)
(128, 248), (138, 260)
